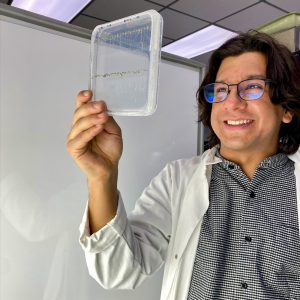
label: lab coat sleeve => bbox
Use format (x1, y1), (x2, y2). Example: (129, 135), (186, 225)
(79, 163), (173, 289)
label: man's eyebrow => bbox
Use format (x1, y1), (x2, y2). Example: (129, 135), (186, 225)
(215, 74), (267, 83)
(246, 74), (266, 79)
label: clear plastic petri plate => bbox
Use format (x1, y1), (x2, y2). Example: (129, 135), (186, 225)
(90, 10), (163, 116)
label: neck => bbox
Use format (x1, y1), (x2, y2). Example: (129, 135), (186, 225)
(219, 148), (278, 179)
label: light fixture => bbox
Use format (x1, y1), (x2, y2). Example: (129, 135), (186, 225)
(162, 25), (237, 58)
(11, 0), (92, 23)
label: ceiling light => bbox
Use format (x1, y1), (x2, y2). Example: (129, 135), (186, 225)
(162, 25), (237, 58)
(11, 0), (92, 23)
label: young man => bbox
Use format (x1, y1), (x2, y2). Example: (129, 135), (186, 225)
(66, 32), (300, 299)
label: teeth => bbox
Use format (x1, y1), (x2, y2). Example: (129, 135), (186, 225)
(227, 120), (252, 125)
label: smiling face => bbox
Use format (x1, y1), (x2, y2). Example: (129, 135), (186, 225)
(211, 52), (293, 160)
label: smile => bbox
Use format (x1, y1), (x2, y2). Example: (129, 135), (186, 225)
(225, 120), (253, 126)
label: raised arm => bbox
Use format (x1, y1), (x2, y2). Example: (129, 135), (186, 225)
(66, 90), (123, 233)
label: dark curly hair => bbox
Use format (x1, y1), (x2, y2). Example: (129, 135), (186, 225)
(197, 31), (300, 154)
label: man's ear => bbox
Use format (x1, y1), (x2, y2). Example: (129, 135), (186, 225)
(282, 109), (294, 124)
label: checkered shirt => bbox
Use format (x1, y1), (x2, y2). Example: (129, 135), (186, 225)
(187, 152), (300, 300)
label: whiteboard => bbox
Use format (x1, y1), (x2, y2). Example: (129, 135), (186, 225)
(0, 13), (202, 300)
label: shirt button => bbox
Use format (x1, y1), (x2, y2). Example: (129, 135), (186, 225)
(245, 236), (252, 242)
(241, 282), (248, 289)
(175, 254), (178, 259)
(249, 191), (255, 198)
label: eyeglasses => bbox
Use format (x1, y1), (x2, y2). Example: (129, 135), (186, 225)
(203, 78), (274, 103)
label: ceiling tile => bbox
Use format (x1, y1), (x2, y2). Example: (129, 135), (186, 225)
(170, 0), (259, 22)
(266, 0), (300, 12)
(71, 15), (106, 30)
(193, 50), (213, 65)
(148, 0), (175, 6)
(82, 0), (162, 21)
(217, 2), (286, 32)
(160, 8), (209, 39)
(162, 37), (174, 46)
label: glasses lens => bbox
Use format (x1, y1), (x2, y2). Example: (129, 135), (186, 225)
(204, 83), (228, 103)
(238, 79), (265, 100)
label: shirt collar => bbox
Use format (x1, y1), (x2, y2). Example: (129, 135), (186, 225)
(203, 146), (222, 166)
(212, 147), (289, 170)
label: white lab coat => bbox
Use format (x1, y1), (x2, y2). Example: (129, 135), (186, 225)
(79, 147), (300, 299)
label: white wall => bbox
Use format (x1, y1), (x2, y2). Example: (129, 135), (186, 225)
(0, 15), (201, 300)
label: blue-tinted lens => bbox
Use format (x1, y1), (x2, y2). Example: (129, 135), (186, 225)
(245, 92), (263, 100)
(238, 80), (265, 101)
(204, 84), (215, 103)
(205, 93), (215, 103)
(204, 83), (228, 103)
(204, 84), (216, 103)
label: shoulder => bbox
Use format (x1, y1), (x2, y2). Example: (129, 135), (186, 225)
(164, 147), (218, 180)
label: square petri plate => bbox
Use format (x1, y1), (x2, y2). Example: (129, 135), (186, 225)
(90, 10), (163, 116)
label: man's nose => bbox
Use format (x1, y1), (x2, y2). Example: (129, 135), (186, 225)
(223, 86), (247, 110)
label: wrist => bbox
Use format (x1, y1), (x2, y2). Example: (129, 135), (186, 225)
(87, 164), (118, 185)
(87, 169), (118, 199)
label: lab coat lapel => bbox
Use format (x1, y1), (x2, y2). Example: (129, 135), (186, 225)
(172, 148), (219, 262)
(288, 149), (300, 234)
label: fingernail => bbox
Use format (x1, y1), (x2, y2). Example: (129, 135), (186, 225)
(83, 90), (90, 97)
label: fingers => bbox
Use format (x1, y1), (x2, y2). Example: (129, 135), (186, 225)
(66, 109), (108, 157)
(104, 116), (122, 137)
(67, 90), (122, 155)
(67, 122), (103, 156)
(76, 90), (92, 109)
(67, 90), (108, 149)
(72, 100), (107, 126)
(69, 108), (108, 141)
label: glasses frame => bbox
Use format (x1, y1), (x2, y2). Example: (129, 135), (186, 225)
(203, 78), (275, 103)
